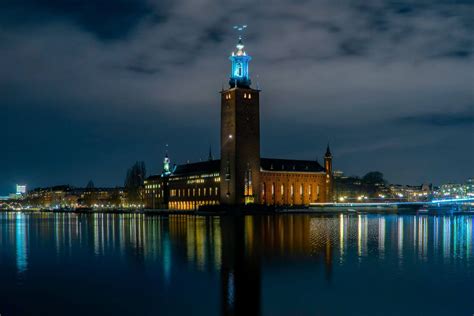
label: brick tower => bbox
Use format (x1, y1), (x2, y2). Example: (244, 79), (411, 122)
(220, 36), (261, 205)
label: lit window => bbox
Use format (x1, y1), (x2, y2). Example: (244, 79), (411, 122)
(215, 187), (219, 195)
(234, 62), (243, 77)
(244, 93), (247, 98)
(248, 94), (252, 99)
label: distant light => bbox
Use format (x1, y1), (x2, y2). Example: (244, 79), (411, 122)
(16, 184), (26, 195)
(229, 134), (233, 139)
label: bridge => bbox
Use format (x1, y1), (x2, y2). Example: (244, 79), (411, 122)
(309, 197), (474, 213)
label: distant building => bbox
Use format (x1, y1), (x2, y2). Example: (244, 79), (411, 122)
(144, 36), (333, 210)
(437, 179), (474, 199)
(24, 185), (125, 208)
(16, 184), (27, 195)
(388, 183), (432, 202)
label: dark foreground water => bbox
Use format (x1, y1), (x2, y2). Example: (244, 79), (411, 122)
(0, 212), (472, 316)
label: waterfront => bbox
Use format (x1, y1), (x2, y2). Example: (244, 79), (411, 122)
(0, 212), (473, 316)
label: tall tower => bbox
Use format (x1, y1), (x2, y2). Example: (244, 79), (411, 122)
(324, 144), (333, 202)
(220, 36), (261, 205)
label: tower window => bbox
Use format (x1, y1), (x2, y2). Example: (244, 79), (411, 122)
(234, 62), (243, 77)
(248, 93), (252, 99)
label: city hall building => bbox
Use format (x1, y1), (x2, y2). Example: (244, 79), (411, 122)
(144, 37), (333, 210)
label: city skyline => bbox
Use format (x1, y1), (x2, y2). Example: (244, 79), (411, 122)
(2, 1), (473, 195)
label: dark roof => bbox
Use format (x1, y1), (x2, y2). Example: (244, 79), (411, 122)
(148, 157), (325, 178)
(172, 159), (221, 176)
(145, 175), (163, 181)
(260, 158), (325, 173)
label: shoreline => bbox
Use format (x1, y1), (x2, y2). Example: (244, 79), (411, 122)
(1, 206), (473, 216)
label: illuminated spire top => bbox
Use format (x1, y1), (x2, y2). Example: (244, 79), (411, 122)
(162, 145), (171, 176)
(234, 36), (245, 56)
(229, 25), (251, 88)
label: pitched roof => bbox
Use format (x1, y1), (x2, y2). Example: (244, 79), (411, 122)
(260, 158), (325, 173)
(148, 157), (325, 179)
(172, 159), (221, 176)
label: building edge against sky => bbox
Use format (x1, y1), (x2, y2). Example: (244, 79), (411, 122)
(144, 36), (333, 210)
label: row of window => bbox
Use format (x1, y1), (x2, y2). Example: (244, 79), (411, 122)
(263, 183), (320, 199)
(224, 93), (253, 100)
(145, 190), (164, 197)
(145, 184), (160, 189)
(169, 200), (219, 210)
(170, 187), (219, 198)
(170, 174), (220, 182)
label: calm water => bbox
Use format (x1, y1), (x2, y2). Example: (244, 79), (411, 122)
(0, 212), (473, 316)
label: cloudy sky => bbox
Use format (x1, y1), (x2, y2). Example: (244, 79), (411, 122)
(1, 0), (473, 194)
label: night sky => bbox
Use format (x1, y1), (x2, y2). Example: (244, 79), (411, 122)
(2, 0), (473, 194)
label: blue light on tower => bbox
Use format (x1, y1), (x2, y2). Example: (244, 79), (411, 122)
(229, 36), (251, 88)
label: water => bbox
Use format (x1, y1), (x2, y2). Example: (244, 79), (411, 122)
(0, 212), (472, 316)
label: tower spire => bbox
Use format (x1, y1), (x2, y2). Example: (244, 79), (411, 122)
(325, 143), (332, 158)
(162, 145), (171, 176)
(229, 25), (251, 88)
(208, 145), (213, 161)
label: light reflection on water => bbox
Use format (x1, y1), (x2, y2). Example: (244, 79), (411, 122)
(0, 212), (473, 316)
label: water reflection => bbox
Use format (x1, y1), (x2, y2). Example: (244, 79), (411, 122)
(0, 212), (473, 315)
(15, 213), (27, 273)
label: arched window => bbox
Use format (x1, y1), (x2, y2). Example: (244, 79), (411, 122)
(234, 62), (243, 77)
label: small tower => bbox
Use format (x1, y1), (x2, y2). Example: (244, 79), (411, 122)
(162, 151), (171, 176)
(208, 146), (214, 161)
(324, 144), (333, 202)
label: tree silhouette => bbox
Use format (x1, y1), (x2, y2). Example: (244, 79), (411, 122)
(124, 161), (146, 205)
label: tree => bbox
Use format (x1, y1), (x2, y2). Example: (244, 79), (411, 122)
(362, 171), (386, 185)
(124, 161), (146, 205)
(86, 180), (95, 189)
(84, 180), (97, 207)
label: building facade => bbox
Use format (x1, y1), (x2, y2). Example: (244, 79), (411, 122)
(144, 36), (333, 210)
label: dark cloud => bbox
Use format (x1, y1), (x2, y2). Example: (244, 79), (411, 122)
(396, 109), (474, 127)
(1, 0), (474, 194)
(0, 0), (168, 40)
